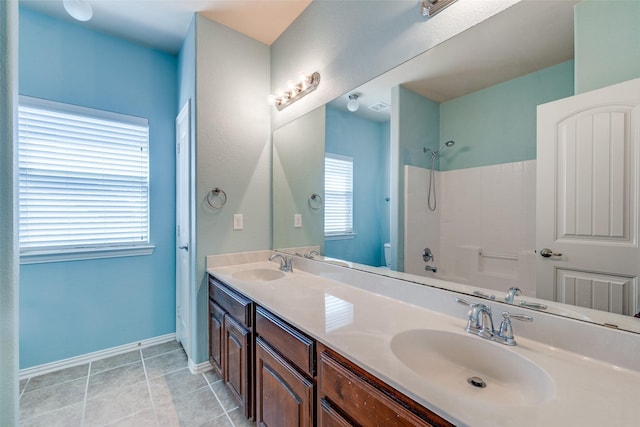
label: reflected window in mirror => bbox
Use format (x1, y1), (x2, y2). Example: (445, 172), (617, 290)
(324, 153), (353, 239)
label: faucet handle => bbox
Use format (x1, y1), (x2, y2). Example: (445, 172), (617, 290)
(456, 297), (473, 306)
(502, 311), (533, 323)
(497, 311), (533, 346)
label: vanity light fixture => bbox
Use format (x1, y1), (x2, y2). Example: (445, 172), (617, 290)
(269, 72), (321, 111)
(347, 94), (360, 112)
(63, 0), (93, 22)
(421, 0), (458, 18)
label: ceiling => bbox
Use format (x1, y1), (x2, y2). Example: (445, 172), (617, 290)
(20, 0), (313, 53)
(329, 0), (578, 121)
(20, 0), (578, 118)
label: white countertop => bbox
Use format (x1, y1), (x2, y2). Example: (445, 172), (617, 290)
(207, 257), (640, 427)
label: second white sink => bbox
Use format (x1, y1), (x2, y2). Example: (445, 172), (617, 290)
(390, 329), (555, 406)
(232, 268), (285, 282)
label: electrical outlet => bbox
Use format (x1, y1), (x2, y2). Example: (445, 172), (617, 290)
(233, 214), (243, 230)
(294, 214), (302, 228)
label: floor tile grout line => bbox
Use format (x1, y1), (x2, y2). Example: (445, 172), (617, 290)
(141, 347), (184, 362)
(18, 377), (30, 400)
(203, 373), (238, 427)
(144, 359), (191, 382)
(140, 348), (161, 427)
(80, 361), (92, 427)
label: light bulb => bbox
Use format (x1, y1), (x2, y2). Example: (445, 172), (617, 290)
(63, 0), (93, 22)
(347, 94), (359, 112)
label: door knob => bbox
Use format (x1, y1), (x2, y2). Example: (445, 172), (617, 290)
(179, 245), (189, 251)
(539, 248), (561, 258)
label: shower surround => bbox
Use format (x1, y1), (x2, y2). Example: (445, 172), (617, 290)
(404, 161), (536, 296)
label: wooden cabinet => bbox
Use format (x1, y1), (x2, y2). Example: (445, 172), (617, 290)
(255, 306), (316, 427)
(208, 273), (456, 427)
(209, 276), (254, 419)
(317, 343), (455, 427)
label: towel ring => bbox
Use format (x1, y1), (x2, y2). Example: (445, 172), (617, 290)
(308, 193), (323, 210)
(206, 187), (227, 209)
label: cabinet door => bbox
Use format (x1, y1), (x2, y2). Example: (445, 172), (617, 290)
(318, 398), (354, 427)
(209, 301), (224, 374)
(256, 338), (314, 427)
(224, 314), (252, 418)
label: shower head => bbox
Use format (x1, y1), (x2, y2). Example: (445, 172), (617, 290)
(437, 140), (455, 152)
(424, 140), (455, 158)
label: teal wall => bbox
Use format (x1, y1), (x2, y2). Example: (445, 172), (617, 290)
(440, 60), (574, 171)
(18, 8), (178, 368)
(193, 15), (271, 364)
(575, 0), (640, 94)
(324, 106), (390, 267)
(391, 86), (440, 271)
(273, 106), (325, 251)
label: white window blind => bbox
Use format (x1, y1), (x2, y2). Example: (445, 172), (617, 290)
(18, 96), (150, 259)
(325, 153), (353, 236)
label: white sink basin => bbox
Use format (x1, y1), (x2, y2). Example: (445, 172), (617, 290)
(390, 329), (555, 406)
(232, 268), (285, 282)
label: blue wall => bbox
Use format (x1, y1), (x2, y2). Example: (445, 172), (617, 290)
(325, 106), (390, 266)
(575, 0), (640, 94)
(440, 60), (574, 171)
(19, 8), (178, 368)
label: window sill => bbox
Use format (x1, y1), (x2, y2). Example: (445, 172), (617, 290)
(325, 233), (357, 241)
(20, 244), (155, 265)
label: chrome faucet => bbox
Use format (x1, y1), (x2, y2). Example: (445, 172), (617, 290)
(425, 265), (437, 273)
(457, 298), (533, 346)
(269, 253), (293, 272)
(304, 250), (320, 259)
(504, 286), (522, 303)
(504, 286), (549, 310)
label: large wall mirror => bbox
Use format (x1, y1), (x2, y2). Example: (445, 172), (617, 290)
(272, 0), (640, 335)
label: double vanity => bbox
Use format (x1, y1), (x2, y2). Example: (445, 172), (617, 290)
(207, 250), (640, 426)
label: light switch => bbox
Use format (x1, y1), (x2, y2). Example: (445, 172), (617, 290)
(233, 214), (243, 230)
(294, 214), (302, 228)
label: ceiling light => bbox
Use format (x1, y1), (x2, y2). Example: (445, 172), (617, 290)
(421, 0), (458, 18)
(347, 94), (359, 112)
(63, 0), (93, 22)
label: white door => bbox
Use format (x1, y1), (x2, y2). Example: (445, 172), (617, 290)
(536, 78), (640, 315)
(176, 100), (191, 352)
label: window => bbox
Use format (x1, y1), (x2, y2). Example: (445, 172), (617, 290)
(324, 153), (353, 238)
(18, 96), (152, 263)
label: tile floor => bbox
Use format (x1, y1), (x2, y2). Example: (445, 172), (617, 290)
(19, 341), (256, 427)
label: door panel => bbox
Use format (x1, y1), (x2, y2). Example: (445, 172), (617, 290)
(537, 77), (640, 315)
(224, 315), (251, 418)
(555, 269), (636, 315)
(176, 100), (191, 353)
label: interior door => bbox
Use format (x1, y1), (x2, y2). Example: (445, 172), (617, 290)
(536, 78), (640, 315)
(176, 100), (191, 352)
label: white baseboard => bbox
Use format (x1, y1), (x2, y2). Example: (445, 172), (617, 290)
(188, 358), (212, 375)
(19, 333), (177, 379)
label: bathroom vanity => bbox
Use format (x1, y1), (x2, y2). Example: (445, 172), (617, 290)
(207, 251), (640, 427)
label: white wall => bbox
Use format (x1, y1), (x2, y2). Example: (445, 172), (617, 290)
(0, 0), (19, 424)
(404, 161), (536, 297)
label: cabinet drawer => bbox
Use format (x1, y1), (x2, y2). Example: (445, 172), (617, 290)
(256, 306), (315, 377)
(318, 346), (454, 427)
(209, 275), (253, 328)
